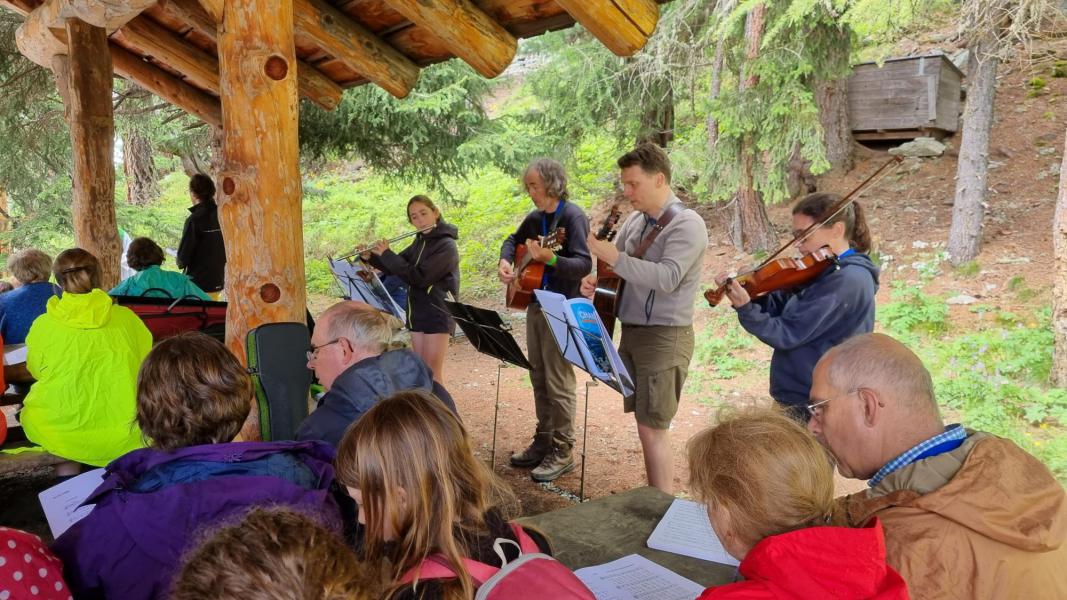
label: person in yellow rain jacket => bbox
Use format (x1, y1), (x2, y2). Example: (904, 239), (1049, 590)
(21, 248), (152, 467)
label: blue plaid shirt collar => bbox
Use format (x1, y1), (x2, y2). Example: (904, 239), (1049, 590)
(868, 424), (967, 487)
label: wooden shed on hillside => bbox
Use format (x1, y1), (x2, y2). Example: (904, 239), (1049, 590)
(0, 0), (667, 438)
(847, 53), (964, 141)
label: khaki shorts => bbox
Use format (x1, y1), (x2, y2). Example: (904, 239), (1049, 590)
(618, 324), (694, 429)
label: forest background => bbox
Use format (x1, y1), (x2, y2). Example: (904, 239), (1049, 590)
(1, 0), (1066, 483)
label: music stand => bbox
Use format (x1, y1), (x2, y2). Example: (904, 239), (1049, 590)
(327, 256), (405, 321)
(533, 290), (634, 502)
(444, 300), (531, 470)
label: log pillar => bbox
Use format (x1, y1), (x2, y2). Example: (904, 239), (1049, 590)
(218, 0), (305, 437)
(55, 19), (122, 288)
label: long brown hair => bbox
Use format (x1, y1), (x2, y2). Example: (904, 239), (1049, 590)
(792, 192), (872, 253)
(53, 248), (101, 293)
(407, 195), (442, 224)
(687, 408), (834, 552)
(335, 390), (518, 600)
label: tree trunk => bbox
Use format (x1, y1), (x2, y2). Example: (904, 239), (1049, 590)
(815, 76), (854, 172)
(218, 0), (306, 440)
(948, 37), (998, 265)
(786, 144), (816, 199)
(1052, 127), (1067, 386)
(122, 129), (160, 205)
(730, 3), (777, 253)
(706, 35), (725, 153)
(636, 74), (674, 148)
(55, 19), (122, 289)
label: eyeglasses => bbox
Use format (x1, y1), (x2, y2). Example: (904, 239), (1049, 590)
(306, 338), (342, 362)
(806, 389), (859, 419)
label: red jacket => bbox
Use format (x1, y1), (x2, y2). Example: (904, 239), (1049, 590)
(698, 519), (908, 599)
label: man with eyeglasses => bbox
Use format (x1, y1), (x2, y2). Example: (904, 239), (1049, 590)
(808, 333), (1067, 599)
(295, 301), (457, 447)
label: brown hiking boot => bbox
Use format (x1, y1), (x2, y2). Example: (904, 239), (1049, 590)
(531, 442), (575, 482)
(510, 432), (552, 468)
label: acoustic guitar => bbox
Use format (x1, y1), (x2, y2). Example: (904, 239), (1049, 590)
(505, 228), (567, 310)
(592, 206), (623, 337)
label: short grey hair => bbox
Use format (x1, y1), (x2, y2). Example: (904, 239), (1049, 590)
(7, 249), (53, 284)
(824, 333), (939, 418)
(524, 158), (569, 200)
(320, 302), (401, 355)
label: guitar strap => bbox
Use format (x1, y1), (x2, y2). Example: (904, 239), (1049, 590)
(632, 201), (683, 259)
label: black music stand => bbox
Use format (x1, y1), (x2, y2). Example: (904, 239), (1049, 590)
(533, 290), (633, 502)
(327, 256), (405, 321)
(444, 300), (530, 470)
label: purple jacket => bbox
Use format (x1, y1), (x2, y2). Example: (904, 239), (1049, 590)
(52, 440), (342, 600)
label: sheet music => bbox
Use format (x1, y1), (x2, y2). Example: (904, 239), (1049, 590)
(574, 554), (705, 600)
(532, 290), (586, 368)
(647, 499), (739, 567)
(3, 343), (27, 366)
(327, 257), (405, 321)
(38, 468), (105, 538)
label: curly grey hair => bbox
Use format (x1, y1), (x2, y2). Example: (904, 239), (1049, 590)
(524, 158), (569, 200)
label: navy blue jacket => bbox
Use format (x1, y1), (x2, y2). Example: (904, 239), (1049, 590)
(295, 348), (458, 447)
(499, 200), (592, 300)
(0, 281), (58, 344)
(735, 252), (879, 408)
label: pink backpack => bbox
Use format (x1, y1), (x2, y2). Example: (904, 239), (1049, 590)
(398, 523), (595, 600)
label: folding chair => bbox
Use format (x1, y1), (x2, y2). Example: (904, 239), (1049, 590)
(246, 322), (313, 441)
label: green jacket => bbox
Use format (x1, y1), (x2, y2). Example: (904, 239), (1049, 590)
(109, 265), (210, 300)
(21, 289), (152, 466)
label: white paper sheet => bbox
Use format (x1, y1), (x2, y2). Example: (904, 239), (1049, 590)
(574, 553), (705, 600)
(647, 499), (740, 566)
(38, 468), (105, 538)
(3, 343), (27, 366)
(327, 257), (405, 321)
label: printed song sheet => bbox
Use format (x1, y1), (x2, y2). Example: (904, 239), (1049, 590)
(38, 468), (105, 538)
(647, 499), (740, 566)
(574, 554), (705, 600)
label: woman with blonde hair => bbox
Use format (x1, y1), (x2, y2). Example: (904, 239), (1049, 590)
(335, 389), (553, 600)
(20, 248), (151, 468)
(689, 409), (908, 599)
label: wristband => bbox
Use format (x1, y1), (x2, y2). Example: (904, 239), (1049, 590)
(546, 254), (558, 267)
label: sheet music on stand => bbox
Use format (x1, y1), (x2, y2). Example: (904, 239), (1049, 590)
(327, 256), (405, 321)
(534, 290), (634, 397)
(443, 300), (530, 370)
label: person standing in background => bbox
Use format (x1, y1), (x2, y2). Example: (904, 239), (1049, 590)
(177, 174), (226, 299)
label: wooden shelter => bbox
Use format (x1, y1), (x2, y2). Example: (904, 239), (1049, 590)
(0, 0), (664, 435)
(847, 54), (964, 141)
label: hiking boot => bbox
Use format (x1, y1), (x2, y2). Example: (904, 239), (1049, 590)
(531, 442), (575, 482)
(510, 432), (552, 468)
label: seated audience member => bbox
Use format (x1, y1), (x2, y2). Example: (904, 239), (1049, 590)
(0, 527), (72, 600)
(336, 390), (551, 600)
(52, 332), (343, 600)
(0, 249), (57, 344)
(172, 507), (381, 600)
(690, 409), (907, 599)
(110, 237), (210, 300)
(21, 248), (150, 467)
(809, 333), (1067, 599)
(295, 302), (457, 447)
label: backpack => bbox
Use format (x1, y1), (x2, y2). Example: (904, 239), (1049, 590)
(399, 523), (595, 600)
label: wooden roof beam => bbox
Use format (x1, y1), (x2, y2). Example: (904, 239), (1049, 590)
(164, 0), (343, 109)
(554, 0), (659, 56)
(382, 0), (516, 78)
(111, 44), (222, 126)
(293, 0), (418, 99)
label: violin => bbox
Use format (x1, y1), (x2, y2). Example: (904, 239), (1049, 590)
(703, 156), (901, 308)
(704, 246), (837, 307)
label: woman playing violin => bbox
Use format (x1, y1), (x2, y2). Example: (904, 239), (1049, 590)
(363, 195), (459, 385)
(716, 193), (879, 421)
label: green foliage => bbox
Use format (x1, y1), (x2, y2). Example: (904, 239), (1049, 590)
(877, 281), (948, 342)
(955, 260), (980, 277)
(1053, 61), (1067, 78)
(299, 61), (494, 189)
(685, 310), (759, 400)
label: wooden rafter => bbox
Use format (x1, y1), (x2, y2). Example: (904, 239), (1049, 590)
(163, 0), (343, 109)
(381, 0), (516, 78)
(553, 0), (659, 56)
(110, 44), (222, 126)
(293, 0), (418, 99)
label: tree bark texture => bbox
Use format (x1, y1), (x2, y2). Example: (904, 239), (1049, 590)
(554, 0), (658, 57)
(815, 76), (854, 172)
(57, 19), (122, 289)
(218, 0), (306, 438)
(730, 3), (777, 253)
(1052, 127), (1067, 386)
(122, 129), (160, 205)
(706, 35), (725, 154)
(636, 74), (674, 148)
(948, 37), (998, 265)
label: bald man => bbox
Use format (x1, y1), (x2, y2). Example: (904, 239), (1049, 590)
(807, 333), (1067, 599)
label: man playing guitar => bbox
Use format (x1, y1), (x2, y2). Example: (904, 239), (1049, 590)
(582, 144), (708, 494)
(499, 158), (592, 482)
